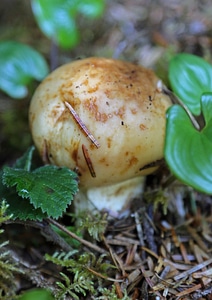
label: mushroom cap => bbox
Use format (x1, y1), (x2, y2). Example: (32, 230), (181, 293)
(29, 57), (172, 189)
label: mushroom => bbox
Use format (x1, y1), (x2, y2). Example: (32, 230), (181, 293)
(29, 57), (172, 214)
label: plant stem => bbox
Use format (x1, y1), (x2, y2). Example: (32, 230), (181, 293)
(6, 219), (72, 252)
(162, 87), (201, 130)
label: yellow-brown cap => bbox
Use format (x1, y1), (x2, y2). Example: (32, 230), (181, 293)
(29, 57), (172, 189)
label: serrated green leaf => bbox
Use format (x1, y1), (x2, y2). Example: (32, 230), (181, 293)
(164, 92), (212, 194)
(0, 41), (49, 99)
(5, 196), (46, 221)
(2, 165), (78, 218)
(0, 174), (45, 221)
(169, 53), (212, 115)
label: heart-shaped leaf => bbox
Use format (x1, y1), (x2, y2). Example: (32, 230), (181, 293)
(31, 0), (105, 49)
(165, 92), (212, 194)
(0, 41), (49, 99)
(169, 53), (212, 116)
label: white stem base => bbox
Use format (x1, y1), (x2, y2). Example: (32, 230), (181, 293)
(74, 176), (145, 215)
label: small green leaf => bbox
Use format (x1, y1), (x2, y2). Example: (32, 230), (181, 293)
(31, 0), (105, 49)
(2, 165), (78, 219)
(14, 146), (35, 171)
(31, 0), (79, 49)
(77, 0), (105, 18)
(164, 92), (212, 194)
(18, 289), (54, 300)
(169, 53), (212, 115)
(0, 41), (49, 99)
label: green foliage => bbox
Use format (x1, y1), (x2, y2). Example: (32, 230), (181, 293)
(50, 224), (82, 248)
(0, 147), (79, 220)
(0, 200), (13, 223)
(3, 165), (78, 219)
(0, 242), (21, 299)
(96, 286), (130, 300)
(165, 93), (212, 194)
(145, 189), (169, 214)
(77, 212), (107, 241)
(31, 0), (105, 49)
(45, 251), (114, 299)
(15, 145), (34, 171)
(0, 41), (49, 99)
(0, 202), (22, 299)
(0, 1), (105, 99)
(166, 53), (212, 194)
(56, 271), (94, 299)
(18, 289), (54, 300)
(169, 53), (212, 115)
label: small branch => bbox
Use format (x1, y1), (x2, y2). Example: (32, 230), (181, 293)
(50, 40), (59, 71)
(5, 219), (72, 252)
(47, 218), (108, 254)
(133, 211), (145, 247)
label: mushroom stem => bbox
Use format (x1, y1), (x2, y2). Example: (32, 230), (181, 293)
(74, 176), (145, 216)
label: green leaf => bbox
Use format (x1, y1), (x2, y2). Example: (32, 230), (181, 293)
(164, 92), (212, 194)
(0, 147), (46, 220)
(31, 0), (79, 49)
(169, 53), (212, 115)
(77, 0), (105, 18)
(6, 194), (46, 221)
(14, 146), (35, 171)
(0, 175), (45, 221)
(0, 41), (49, 99)
(2, 165), (78, 219)
(31, 0), (105, 49)
(18, 289), (54, 300)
